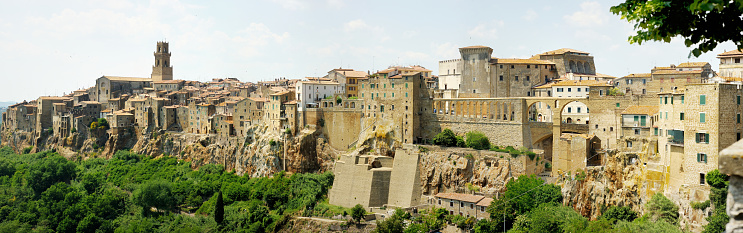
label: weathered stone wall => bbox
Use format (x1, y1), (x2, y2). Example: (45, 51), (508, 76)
(387, 147), (423, 208)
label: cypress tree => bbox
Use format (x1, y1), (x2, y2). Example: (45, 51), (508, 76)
(215, 191), (224, 225)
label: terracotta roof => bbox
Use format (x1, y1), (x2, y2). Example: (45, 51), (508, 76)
(652, 70), (703, 75)
(595, 73), (617, 79)
(39, 96), (71, 100)
(550, 80), (612, 87)
(476, 198), (493, 207)
(533, 82), (556, 89)
(285, 100), (297, 104)
(677, 62), (709, 68)
(621, 105), (659, 115)
(339, 70), (369, 78)
(623, 73), (652, 78)
(270, 90), (291, 96)
(102, 76), (151, 82)
(388, 74), (403, 79)
(434, 193), (485, 203)
(539, 48), (589, 55)
(718, 49), (743, 57)
(299, 80), (340, 85)
(495, 58), (555, 65)
(723, 76), (743, 82)
(248, 97), (269, 102)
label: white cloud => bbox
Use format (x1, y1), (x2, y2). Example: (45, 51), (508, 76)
(343, 19), (388, 41)
(468, 21), (503, 39)
(432, 42), (460, 59)
(523, 9), (538, 21)
(27, 8), (168, 38)
(564, 1), (608, 27)
(344, 19), (368, 32)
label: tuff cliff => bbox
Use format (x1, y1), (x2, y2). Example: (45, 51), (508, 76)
(557, 150), (645, 220)
(1, 124), (338, 177)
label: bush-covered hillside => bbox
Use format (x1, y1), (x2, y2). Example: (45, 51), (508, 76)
(0, 147), (334, 232)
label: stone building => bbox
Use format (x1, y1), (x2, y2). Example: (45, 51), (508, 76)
(433, 193), (492, 219)
(94, 76), (151, 104)
(556, 133), (602, 174)
(266, 91), (296, 133)
(233, 97), (267, 135)
(438, 59), (461, 91)
(454, 46), (559, 98)
(619, 105), (658, 154)
(324, 69), (367, 97)
(151, 41), (173, 82)
(153, 80), (184, 92)
(614, 73), (651, 95)
(358, 71), (431, 144)
(35, 96), (71, 136)
(532, 48), (596, 77)
(717, 49), (743, 78)
(2, 101), (36, 133)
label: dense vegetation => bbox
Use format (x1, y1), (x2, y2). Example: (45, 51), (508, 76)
(373, 175), (687, 233)
(0, 147), (334, 232)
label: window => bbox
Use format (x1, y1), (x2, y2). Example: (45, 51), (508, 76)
(568, 88), (572, 92)
(405, 83), (408, 88)
(654, 128), (658, 135)
(405, 92), (408, 97)
(680, 112), (684, 120)
(700, 95), (706, 105)
(515, 76), (518, 81)
(697, 153), (708, 163)
(577, 107), (581, 113)
(511, 65), (514, 68)
(577, 88), (581, 92)
(499, 75), (503, 81)
(700, 112), (706, 123)
(557, 88), (564, 92)
(700, 173), (706, 185)
(696, 133), (709, 143)
(610, 127), (613, 131)
(526, 76), (530, 81)
(737, 58), (741, 63)
(664, 97), (668, 104)
(642, 79), (646, 84)
(739, 114), (741, 123)
(739, 96), (741, 105)
(438, 199), (441, 205)
(500, 65), (503, 68)
(460, 202), (464, 208)
(738, 132), (741, 141)
(527, 65), (530, 68)
(627, 141), (633, 147)
(567, 107), (572, 113)
(634, 129), (640, 135)
(450, 202), (454, 207)
(470, 204), (474, 209)
(616, 103), (620, 108)
(586, 88), (590, 92)
(681, 96), (684, 104)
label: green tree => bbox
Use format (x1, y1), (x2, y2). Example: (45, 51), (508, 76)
(487, 175), (562, 230)
(611, 0), (743, 57)
(455, 136), (466, 147)
(645, 193), (680, 224)
(703, 169), (730, 233)
(373, 209), (408, 233)
(215, 191), (224, 225)
(25, 153), (77, 194)
(601, 206), (638, 223)
(133, 179), (176, 212)
(351, 204), (365, 223)
(465, 131), (490, 150)
(706, 169), (729, 189)
(433, 129), (457, 147)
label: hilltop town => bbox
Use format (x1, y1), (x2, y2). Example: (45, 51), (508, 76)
(3, 41), (743, 231)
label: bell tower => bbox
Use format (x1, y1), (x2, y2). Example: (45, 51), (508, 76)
(151, 41), (173, 81)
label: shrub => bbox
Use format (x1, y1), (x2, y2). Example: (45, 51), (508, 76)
(284, 128), (292, 135)
(433, 129), (457, 147)
(455, 136), (466, 147)
(645, 193), (679, 224)
(465, 131), (490, 150)
(318, 118), (325, 127)
(269, 139), (277, 147)
(418, 146), (429, 153)
(465, 154), (474, 160)
(71, 128), (77, 133)
(336, 96), (342, 104)
(706, 169), (729, 189)
(351, 204), (365, 222)
(22, 146), (33, 154)
(601, 206), (638, 223)
(691, 200), (710, 210)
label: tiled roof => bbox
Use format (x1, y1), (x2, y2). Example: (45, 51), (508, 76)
(248, 97), (269, 102)
(621, 105), (659, 115)
(550, 80), (612, 87)
(595, 73), (617, 79)
(623, 73), (652, 78)
(153, 80), (185, 84)
(723, 76), (743, 82)
(718, 49), (743, 57)
(652, 70), (703, 75)
(495, 58), (555, 65)
(539, 48), (589, 55)
(285, 100), (297, 104)
(339, 70), (369, 78)
(476, 198), (493, 207)
(677, 62), (709, 68)
(434, 192), (485, 203)
(560, 133), (593, 139)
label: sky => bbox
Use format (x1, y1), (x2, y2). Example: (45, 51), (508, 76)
(0, 0), (737, 102)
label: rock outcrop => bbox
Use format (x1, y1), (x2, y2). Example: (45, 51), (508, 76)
(1, 124), (337, 177)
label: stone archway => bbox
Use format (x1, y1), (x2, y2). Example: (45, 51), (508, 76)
(527, 101), (553, 122)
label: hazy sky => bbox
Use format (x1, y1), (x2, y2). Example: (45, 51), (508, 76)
(0, 0), (736, 102)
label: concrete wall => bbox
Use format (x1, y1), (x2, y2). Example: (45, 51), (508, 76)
(387, 148), (422, 208)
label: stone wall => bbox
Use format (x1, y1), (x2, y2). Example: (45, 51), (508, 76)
(387, 147), (423, 208)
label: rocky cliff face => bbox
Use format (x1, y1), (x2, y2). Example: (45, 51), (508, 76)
(1, 124), (337, 177)
(557, 150), (645, 220)
(418, 147), (515, 196)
